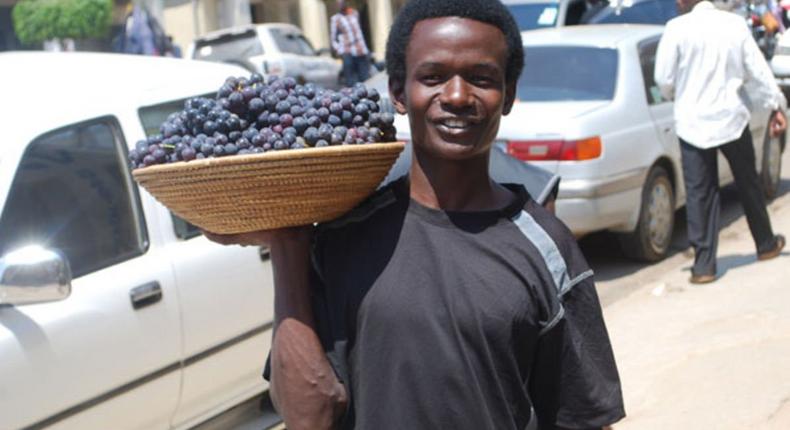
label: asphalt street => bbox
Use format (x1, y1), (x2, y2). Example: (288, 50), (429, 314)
(600, 147), (790, 429)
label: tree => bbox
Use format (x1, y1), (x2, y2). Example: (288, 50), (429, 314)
(12, 0), (113, 47)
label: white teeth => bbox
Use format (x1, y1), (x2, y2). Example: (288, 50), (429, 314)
(441, 119), (469, 128)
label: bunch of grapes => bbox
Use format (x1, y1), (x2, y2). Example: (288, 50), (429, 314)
(129, 74), (397, 169)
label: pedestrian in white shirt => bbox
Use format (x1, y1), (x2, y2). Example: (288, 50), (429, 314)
(655, 0), (787, 284)
(330, 0), (370, 86)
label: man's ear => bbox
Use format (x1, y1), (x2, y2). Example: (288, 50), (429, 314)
(388, 75), (408, 115)
(503, 81), (517, 116)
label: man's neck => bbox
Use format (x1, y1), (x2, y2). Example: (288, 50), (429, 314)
(408, 149), (513, 212)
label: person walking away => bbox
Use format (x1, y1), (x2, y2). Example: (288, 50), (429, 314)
(331, 0), (371, 87)
(206, 0), (625, 428)
(655, 0), (787, 284)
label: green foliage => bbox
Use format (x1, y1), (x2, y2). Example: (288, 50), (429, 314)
(12, 0), (113, 46)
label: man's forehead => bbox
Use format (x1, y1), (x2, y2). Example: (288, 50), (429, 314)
(407, 17), (507, 63)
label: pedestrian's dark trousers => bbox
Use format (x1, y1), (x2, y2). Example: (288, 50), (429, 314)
(679, 126), (777, 276)
(342, 54), (370, 87)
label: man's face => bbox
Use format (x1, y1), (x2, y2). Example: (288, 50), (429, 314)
(390, 17), (515, 161)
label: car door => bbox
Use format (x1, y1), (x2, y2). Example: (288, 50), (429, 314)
(0, 117), (182, 430)
(638, 37), (686, 204)
(136, 101), (275, 428)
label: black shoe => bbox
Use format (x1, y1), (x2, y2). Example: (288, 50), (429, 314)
(758, 234), (786, 261)
(689, 273), (717, 284)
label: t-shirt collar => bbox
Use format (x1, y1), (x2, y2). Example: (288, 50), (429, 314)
(391, 176), (531, 228)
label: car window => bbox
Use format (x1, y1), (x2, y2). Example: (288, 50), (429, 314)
(638, 37), (666, 105)
(589, 0), (677, 25)
(518, 46), (618, 101)
(0, 118), (148, 278)
(138, 98), (207, 240)
(269, 28), (315, 56)
(507, 3), (561, 30)
(192, 29), (264, 62)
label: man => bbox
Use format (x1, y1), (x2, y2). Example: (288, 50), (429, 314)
(655, 0), (787, 284)
(207, 0), (624, 428)
(330, 0), (370, 86)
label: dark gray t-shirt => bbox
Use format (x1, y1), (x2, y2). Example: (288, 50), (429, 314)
(267, 177), (624, 429)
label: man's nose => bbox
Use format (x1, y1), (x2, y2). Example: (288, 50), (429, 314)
(439, 76), (473, 110)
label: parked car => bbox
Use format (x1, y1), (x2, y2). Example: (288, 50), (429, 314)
(187, 23), (342, 89)
(0, 52), (279, 430)
(497, 25), (784, 261)
(501, 0), (676, 31)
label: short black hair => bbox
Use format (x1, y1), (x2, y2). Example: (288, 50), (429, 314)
(385, 0), (524, 88)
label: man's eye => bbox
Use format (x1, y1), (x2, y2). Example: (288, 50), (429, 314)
(420, 74), (443, 84)
(471, 76), (494, 85)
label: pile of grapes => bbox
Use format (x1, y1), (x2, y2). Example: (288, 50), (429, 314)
(129, 74), (397, 169)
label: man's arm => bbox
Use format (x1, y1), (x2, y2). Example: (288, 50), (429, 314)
(204, 229), (347, 430)
(654, 26), (678, 101)
(740, 25), (788, 136)
(329, 15), (342, 55)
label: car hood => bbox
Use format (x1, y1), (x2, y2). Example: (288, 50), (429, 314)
(498, 100), (610, 138)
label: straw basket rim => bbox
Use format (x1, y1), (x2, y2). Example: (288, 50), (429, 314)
(130, 141), (406, 233)
(132, 141), (406, 178)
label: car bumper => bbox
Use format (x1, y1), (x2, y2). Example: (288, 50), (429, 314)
(555, 168), (646, 235)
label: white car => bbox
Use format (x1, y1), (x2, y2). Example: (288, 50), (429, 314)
(0, 53), (278, 430)
(497, 25), (784, 261)
(187, 23), (342, 89)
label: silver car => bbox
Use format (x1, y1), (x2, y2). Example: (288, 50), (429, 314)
(497, 25), (784, 261)
(187, 23), (342, 89)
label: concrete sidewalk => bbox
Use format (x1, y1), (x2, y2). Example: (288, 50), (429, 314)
(606, 178), (790, 428)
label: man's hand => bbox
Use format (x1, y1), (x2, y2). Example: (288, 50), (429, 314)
(770, 110), (787, 137)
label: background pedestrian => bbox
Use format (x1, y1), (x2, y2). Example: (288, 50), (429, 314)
(655, 0), (787, 284)
(330, 0), (371, 87)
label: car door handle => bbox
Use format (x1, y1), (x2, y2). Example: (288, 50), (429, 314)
(130, 282), (162, 310)
(259, 246), (271, 261)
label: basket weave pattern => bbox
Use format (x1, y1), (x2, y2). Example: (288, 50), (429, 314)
(133, 142), (405, 234)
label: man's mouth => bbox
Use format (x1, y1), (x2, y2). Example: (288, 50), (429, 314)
(434, 118), (477, 135)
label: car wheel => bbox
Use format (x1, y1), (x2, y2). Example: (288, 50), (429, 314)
(618, 166), (675, 262)
(761, 129), (783, 200)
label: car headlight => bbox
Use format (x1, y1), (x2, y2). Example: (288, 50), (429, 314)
(775, 45), (790, 56)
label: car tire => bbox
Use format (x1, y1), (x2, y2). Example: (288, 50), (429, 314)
(618, 166), (675, 262)
(761, 128), (783, 200)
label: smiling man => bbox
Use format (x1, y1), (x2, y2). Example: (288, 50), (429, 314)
(206, 0), (624, 429)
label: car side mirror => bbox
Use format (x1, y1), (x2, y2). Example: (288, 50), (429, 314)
(0, 245), (72, 306)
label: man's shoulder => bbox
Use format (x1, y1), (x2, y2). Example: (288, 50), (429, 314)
(513, 199), (593, 288)
(317, 178), (404, 235)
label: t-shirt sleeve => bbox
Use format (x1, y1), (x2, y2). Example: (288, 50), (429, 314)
(529, 275), (625, 429)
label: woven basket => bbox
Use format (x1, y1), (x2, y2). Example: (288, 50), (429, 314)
(132, 142), (405, 234)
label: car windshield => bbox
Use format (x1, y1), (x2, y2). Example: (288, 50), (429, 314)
(269, 28), (316, 56)
(517, 46), (618, 101)
(507, 3), (560, 30)
(192, 29), (263, 61)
